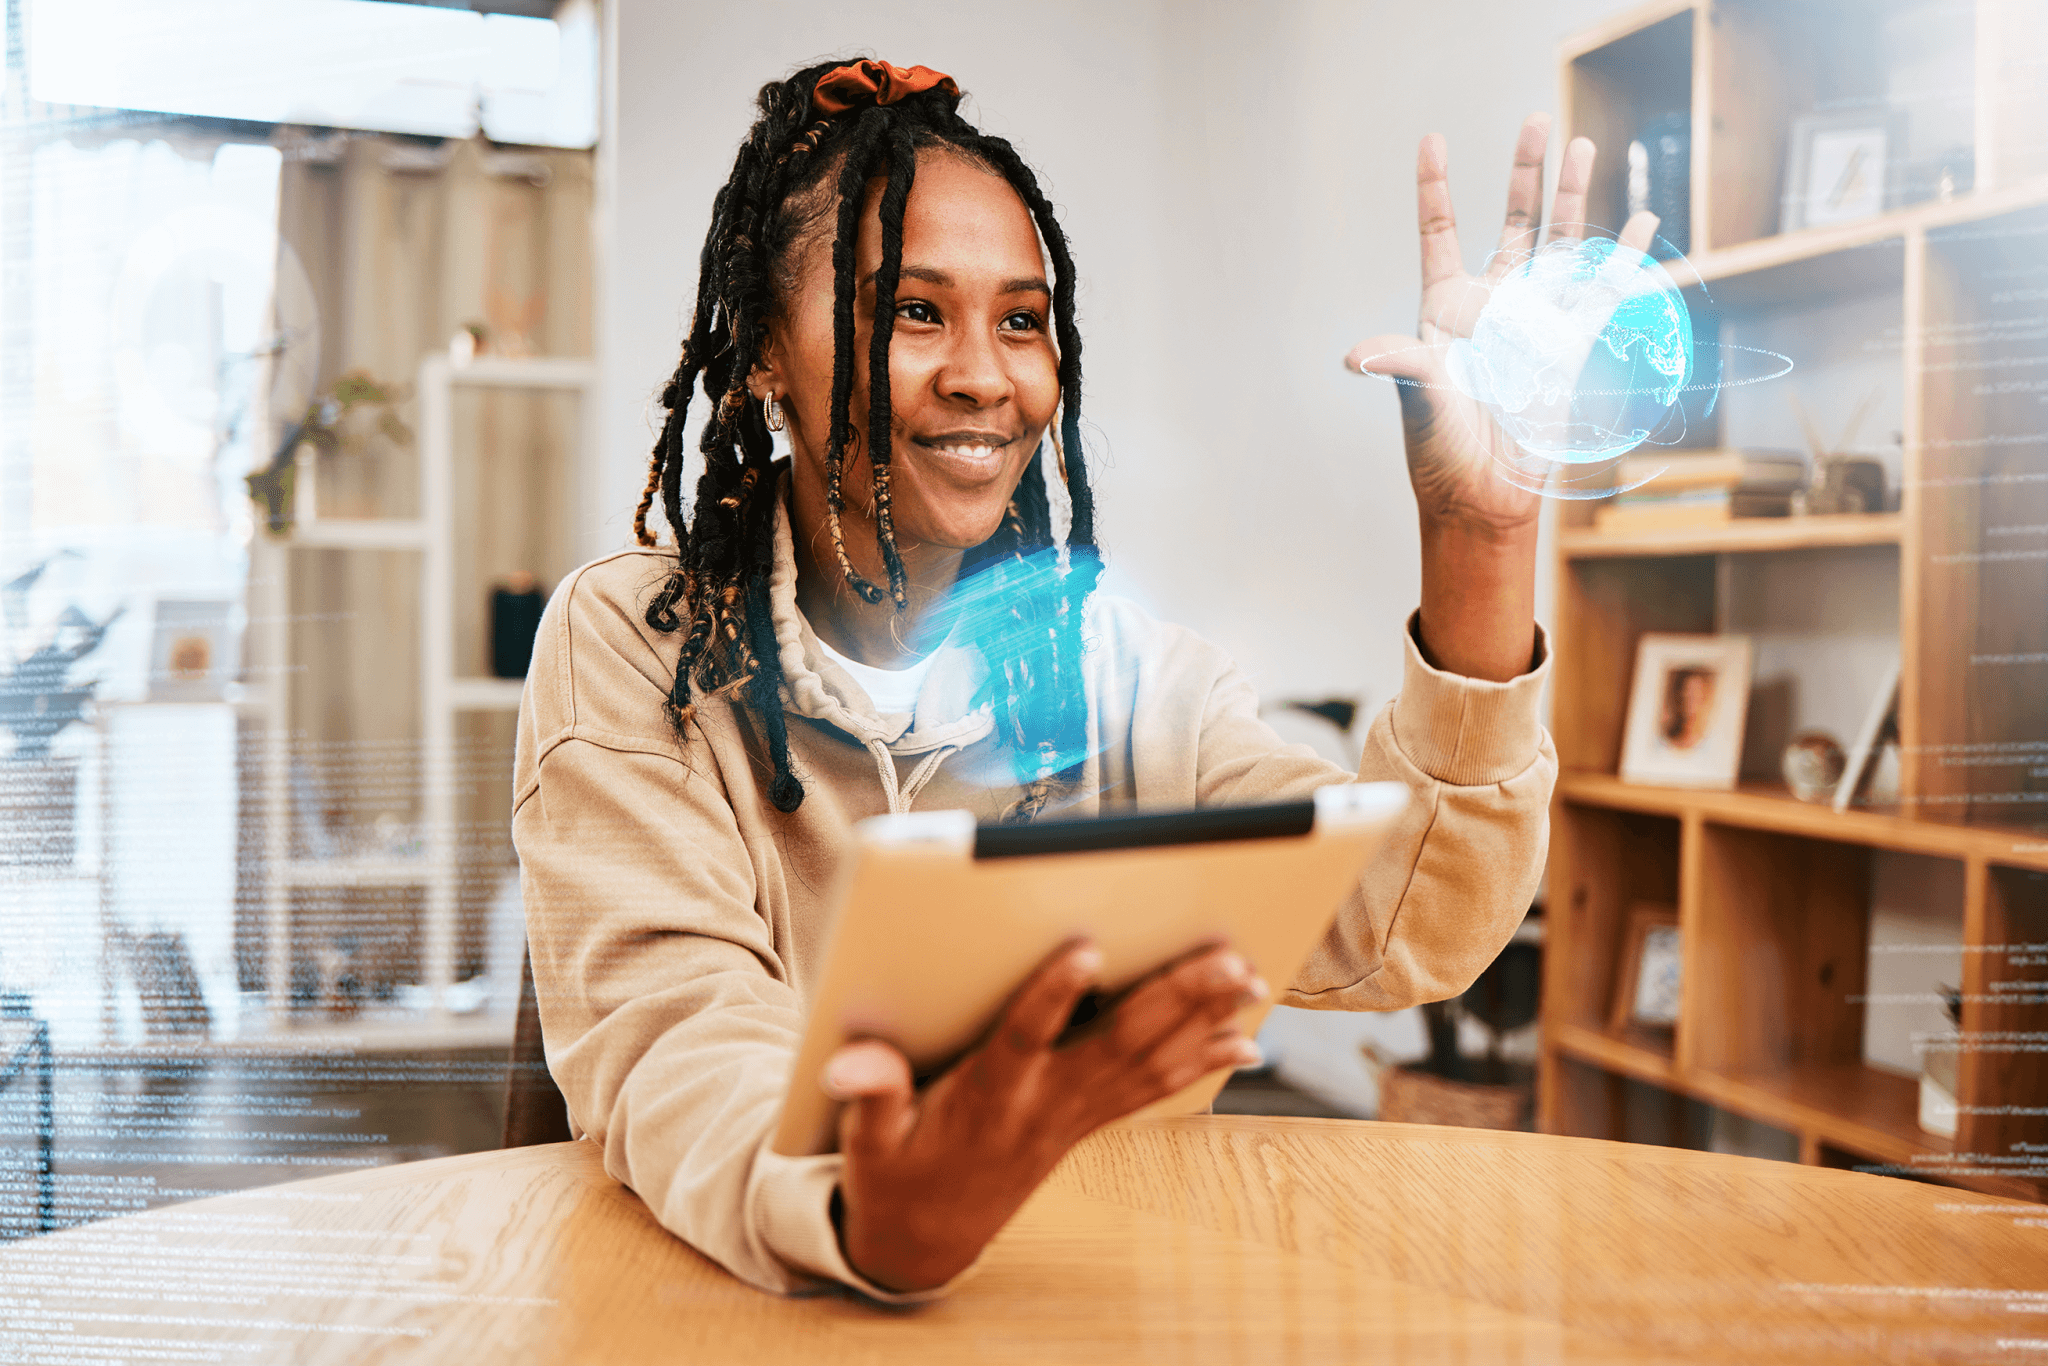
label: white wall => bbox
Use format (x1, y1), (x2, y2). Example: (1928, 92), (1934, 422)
(599, 0), (1623, 1111)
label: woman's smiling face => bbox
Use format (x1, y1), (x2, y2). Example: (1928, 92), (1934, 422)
(763, 147), (1061, 559)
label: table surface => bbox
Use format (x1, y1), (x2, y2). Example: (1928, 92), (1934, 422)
(4, 1116), (2045, 1365)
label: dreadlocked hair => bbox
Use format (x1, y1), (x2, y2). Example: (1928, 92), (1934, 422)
(634, 59), (1102, 818)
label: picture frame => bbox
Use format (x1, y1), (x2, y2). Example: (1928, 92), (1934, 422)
(1782, 110), (1904, 233)
(1619, 633), (1754, 790)
(146, 599), (235, 703)
(1834, 656), (1902, 813)
(1611, 903), (1683, 1034)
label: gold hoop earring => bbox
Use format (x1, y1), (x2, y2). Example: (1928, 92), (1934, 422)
(763, 394), (786, 432)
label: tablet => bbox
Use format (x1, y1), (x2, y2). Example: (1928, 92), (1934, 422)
(772, 781), (1408, 1157)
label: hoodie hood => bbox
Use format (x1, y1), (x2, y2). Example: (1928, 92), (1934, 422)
(767, 475), (996, 761)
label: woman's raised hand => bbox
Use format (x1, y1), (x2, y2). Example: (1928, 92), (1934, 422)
(825, 938), (1265, 1293)
(1345, 114), (1659, 536)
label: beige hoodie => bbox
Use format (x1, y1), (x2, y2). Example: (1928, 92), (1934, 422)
(512, 496), (1556, 1302)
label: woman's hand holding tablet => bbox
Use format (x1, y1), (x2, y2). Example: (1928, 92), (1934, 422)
(824, 938), (1267, 1294)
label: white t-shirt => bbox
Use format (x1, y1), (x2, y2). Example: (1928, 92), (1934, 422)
(814, 635), (937, 716)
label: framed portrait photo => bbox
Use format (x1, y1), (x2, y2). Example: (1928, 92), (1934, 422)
(1783, 111), (1902, 233)
(1619, 633), (1753, 790)
(1612, 903), (1683, 1033)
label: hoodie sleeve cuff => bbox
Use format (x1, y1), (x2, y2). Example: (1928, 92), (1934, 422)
(751, 1148), (981, 1305)
(1389, 611), (1550, 787)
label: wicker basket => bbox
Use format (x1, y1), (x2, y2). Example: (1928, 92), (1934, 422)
(1365, 1045), (1532, 1130)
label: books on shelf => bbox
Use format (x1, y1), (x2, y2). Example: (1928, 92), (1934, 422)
(1594, 449), (1807, 533)
(1594, 487), (1795, 533)
(1616, 449), (1807, 492)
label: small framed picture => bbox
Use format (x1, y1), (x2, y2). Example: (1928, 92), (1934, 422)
(1834, 656), (1902, 813)
(1612, 903), (1682, 1033)
(147, 599), (235, 702)
(1783, 111), (1902, 233)
(1620, 633), (1753, 789)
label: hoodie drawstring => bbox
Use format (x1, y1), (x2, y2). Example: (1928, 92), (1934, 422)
(863, 737), (962, 816)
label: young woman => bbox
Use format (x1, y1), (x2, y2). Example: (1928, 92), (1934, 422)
(514, 58), (1588, 1300)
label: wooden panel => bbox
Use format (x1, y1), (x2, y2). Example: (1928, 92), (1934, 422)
(1977, 0), (2048, 190)
(1541, 1048), (1627, 1138)
(287, 546), (424, 835)
(1554, 556), (1717, 773)
(1690, 825), (1871, 1075)
(453, 709), (519, 979)
(1914, 205), (2048, 815)
(1958, 865), (2048, 1171)
(1899, 228), (1928, 803)
(1547, 3), (1707, 546)
(1699, 1), (1812, 250)
(450, 386), (581, 678)
(1547, 806), (1683, 1037)
(1912, 218), (1984, 809)
(1562, 8), (1696, 241)
(1559, 0), (1694, 64)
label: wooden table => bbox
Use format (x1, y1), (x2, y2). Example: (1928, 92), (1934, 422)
(4, 1116), (2045, 1364)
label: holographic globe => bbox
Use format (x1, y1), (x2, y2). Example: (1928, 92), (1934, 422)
(1446, 236), (1692, 464)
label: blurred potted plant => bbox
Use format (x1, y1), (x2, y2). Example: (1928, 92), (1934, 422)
(245, 369), (413, 534)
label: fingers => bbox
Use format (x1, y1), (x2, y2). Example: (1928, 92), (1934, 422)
(826, 1039), (916, 1157)
(1618, 209), (1661, 259)
(1582, 212), (1665, 308)
(1348, 332), (1434, 381)
(994, 939), (1104, 1058)
(1547, 135), (1596, 241)
(1486, 113), (1551, 282)
(1415, 132), (1464, 290)
(1145, 1019), (1265, 1099)
(1107, 943), (1266, 1059)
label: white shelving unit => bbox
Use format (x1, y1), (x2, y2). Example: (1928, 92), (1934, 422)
(247, 353), (596, 1044)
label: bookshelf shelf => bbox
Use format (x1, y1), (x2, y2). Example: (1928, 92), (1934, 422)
(1547, 1023), (1959, 1181)
(1544, 0), (2048, 1202)
(1678, 177), (2048, 308)
(1690, 1061), (1934, 1168)
(447, 676), (528, 712)
(1559, 512), (1902, 559)
(1551, 1020), (1678, 1084)
(289, 519), (430, 550)
(1557, 773), (2048, 872)
(279, 856), (439, 889)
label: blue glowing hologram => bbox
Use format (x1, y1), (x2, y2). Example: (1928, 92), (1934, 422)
(950, 544), (1099, 785)
(1448, 235), (1690, 463)
(1358, 230), (1793, 499)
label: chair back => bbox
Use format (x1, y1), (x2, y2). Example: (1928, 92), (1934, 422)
(503, 946), (574, 1147)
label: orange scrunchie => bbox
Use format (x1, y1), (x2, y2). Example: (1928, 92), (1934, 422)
(810, 59), (958, 116)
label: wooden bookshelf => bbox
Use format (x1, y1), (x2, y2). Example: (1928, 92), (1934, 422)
(1543, 0), (2048, 1203)
(244, 356), (594, 1044)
